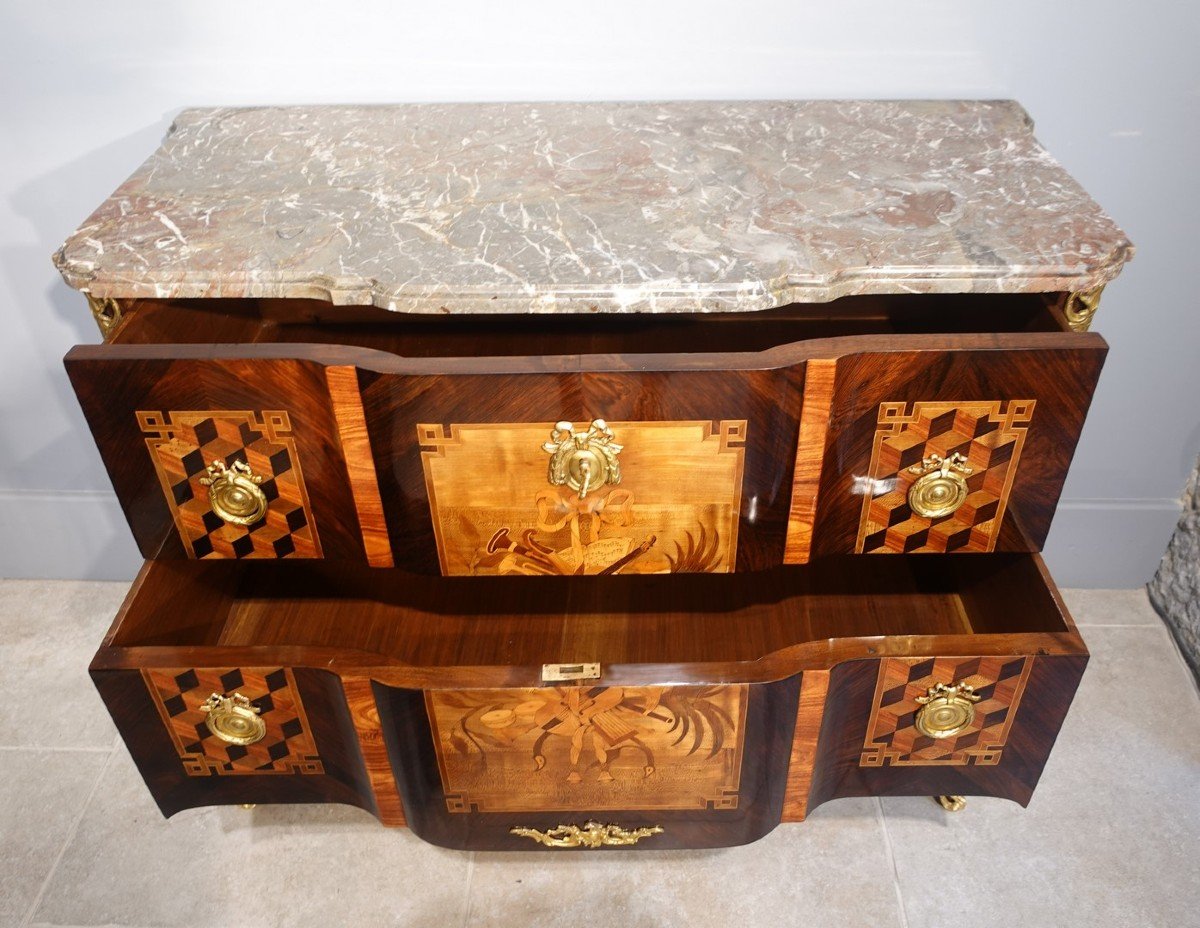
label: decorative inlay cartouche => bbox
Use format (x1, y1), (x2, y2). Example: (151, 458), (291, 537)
(137, 410), (321, 559)
(856, 400), (1035, 555)
(860, 657), (1032, 767)
(418, 419), (746, 576)
(143, 667), (323, 777)
(426, 685), (747, 812)
(54, 101), (1132, 313)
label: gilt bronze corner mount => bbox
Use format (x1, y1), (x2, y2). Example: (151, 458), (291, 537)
(1063, 285), (1105, 332)
(85, 293), (123, 340)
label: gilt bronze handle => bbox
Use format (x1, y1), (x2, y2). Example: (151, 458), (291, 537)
(907, 452), (973, 518)
(199, 458), (269, 525)
(914, 682), (981, 739)
(542, 419), (623, 499)
(510, 821), (663, 848)
(199, 693), (266, 745)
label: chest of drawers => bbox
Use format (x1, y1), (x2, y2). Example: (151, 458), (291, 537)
(56, 101), (1131, 850)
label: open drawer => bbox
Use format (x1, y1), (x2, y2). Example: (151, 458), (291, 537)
(67, 293), (1105, 573)
(91, 553), (1087, 849)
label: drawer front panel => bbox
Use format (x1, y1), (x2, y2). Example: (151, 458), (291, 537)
(802, 653), (1087, 814)
(142, 666), (324, 776)
(426, 684), (748, 812)
(71, 333), (1103, 569)
(66, 353), (369, 561)
(377, 676), (800, 850)
(801, 340), (1106, 556)
(363, 366), (803, 575)
(420, 420), (746, 576)
(92, 666), (377, 818)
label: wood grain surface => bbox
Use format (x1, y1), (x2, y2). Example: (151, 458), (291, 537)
(73, 294), (1099, 843)
(341, 676), (406, 825)
(327, 366), (393, 566)
(68, 307), (1105, 569)
(418, 419), (746, 576)
(88, 551), (1088, 837)
(784, 359), (836, 563)
(377, 675), (799, 850)
(781, 671), (831, 821)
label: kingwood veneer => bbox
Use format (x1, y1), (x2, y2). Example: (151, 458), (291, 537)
(55, 101), (1131, 850)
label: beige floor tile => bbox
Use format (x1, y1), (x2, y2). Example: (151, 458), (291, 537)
(466, 798), (903, 928)
(1060, 587), (1160, 626)
(0, 579), (124, 749)
(0, 749), (109, 927)
(30, 746), (471, 928)
(883, 625), (1200, 928)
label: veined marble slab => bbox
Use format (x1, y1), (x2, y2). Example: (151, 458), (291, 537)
(54, 101), (1133, 314)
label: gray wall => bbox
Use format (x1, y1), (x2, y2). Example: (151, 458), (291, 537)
(1, 1), (1194, 585)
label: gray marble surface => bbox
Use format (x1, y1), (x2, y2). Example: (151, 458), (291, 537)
(54, 101), (1132, 313)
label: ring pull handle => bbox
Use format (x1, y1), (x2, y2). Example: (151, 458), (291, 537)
(199, 458), (269, 525)
(907, 452), (973, 518)
(199, 693), (267, 745)
(542, 419), (623, 499)
(914, 682), (981, 739)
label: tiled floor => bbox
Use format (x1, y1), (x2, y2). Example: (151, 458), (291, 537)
(1, 582), (1197, 928)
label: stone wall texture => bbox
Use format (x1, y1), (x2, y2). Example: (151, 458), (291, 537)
(1149, 456), (1200, 682)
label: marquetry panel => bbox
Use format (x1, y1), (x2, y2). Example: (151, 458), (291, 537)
(855, 400), (1035, 553)
(859, 656), (1032, 767)
(137, 410), (321, 559)
(418, 419), (747, 576)
(426, 685), (748, 812)
(143, 667), (324, 776)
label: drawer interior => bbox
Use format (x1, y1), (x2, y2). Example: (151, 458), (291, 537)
(108, 555), (1072, 665)
(108, 293), (1070, 357)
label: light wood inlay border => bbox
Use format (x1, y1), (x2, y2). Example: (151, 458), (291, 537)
(342, 677), (406, 827)
(860, 656), (1033, 767)
(137, 409), (321, 559)
(426, 685), (748, 812)
(326, 366), (394, 567)
(781, 671), (830, 822)
(784, 359), (836, 563)
(143, 666), (323, 776)
(854, 400), (1035, 554)
(419, 420), (746, 576)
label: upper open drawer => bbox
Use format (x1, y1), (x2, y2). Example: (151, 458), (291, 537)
(65, 295), (1105, 571)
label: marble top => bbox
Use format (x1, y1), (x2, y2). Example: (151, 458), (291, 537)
(54, 101), (1132, 314)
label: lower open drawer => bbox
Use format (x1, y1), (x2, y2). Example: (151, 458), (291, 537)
(91, 554), (1087, 849)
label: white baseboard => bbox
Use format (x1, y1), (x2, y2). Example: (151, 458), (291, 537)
(0, 490), (142, 581)
(1042, 498), (1182, 588)
(0, 490), (1182, 587)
